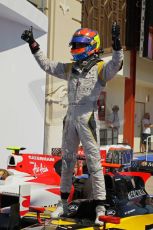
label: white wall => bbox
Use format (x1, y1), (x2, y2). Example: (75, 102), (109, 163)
(135, 85), (153, 126)
(124, 51), (153, 85)
(44, 0), (82, 152)
(0, 17), (47, 168)
(105, 76), (125, 143)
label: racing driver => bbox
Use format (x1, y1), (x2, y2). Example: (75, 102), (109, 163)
(21, 22), (123, 225)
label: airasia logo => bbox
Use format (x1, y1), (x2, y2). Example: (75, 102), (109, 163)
(30, 162), (48, 175)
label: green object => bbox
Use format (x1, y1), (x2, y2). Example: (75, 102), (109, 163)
(6, 146), (26, 154)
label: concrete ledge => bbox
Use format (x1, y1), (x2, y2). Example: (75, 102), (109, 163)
(0, 0), (48, 32)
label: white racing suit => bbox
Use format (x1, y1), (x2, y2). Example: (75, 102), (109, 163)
(34, 49), (123, 202)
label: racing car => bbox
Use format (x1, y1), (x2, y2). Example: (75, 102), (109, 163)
(0, 145), (153, 229)
(21, 163), (153, 230)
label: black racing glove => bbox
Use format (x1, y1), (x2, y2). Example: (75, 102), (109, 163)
(112, 22), (122, 51)
(21, 26), (40, 54)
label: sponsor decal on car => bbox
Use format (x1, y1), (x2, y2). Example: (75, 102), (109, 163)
(106, 209), (116, 216)
(128, 189), (146, 200)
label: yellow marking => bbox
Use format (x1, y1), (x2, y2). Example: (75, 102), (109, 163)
(106, 214), (153, 230)
(24, 206), (56, 219)
(97, 61), (105, 80)
(86, 112), (97, 145)
(51, 219), (76, 225)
